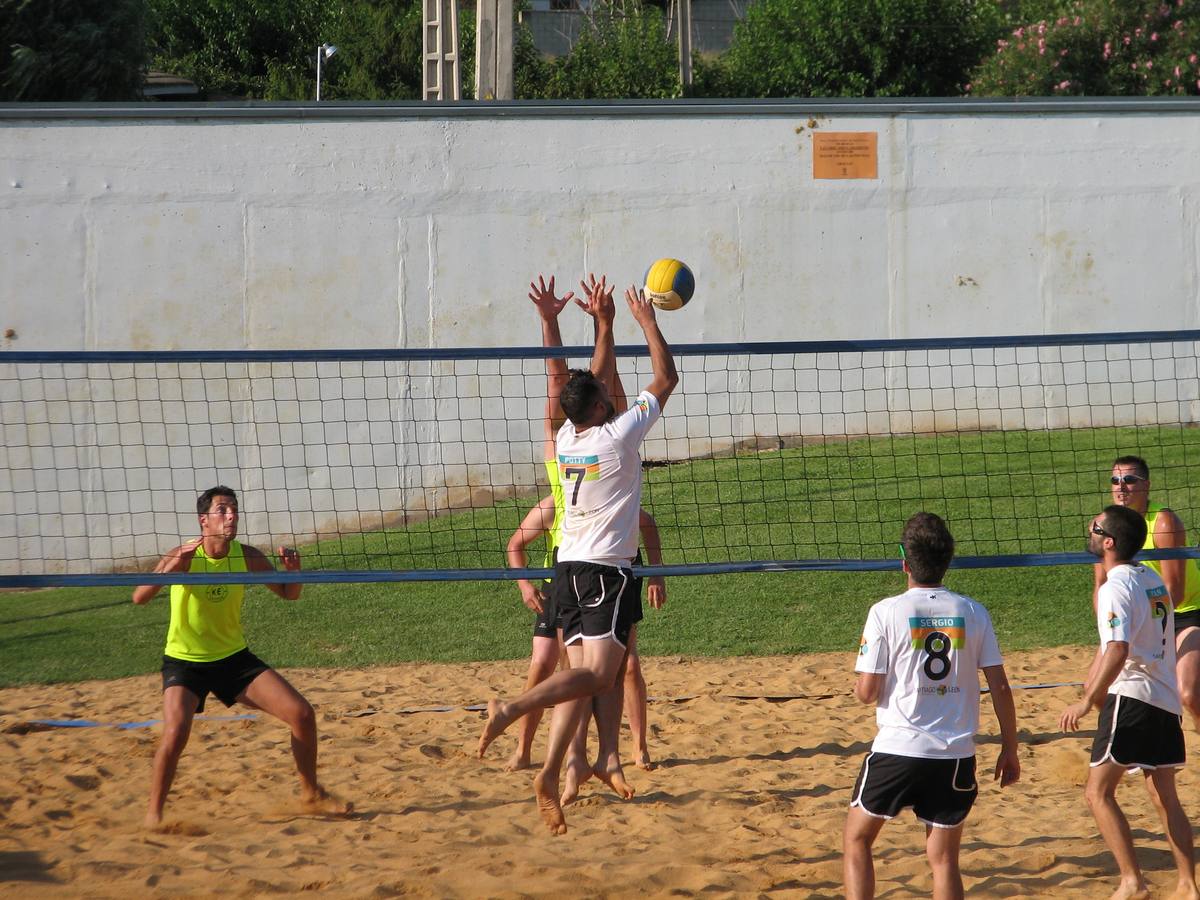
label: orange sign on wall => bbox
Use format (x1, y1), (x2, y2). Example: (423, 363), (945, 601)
(813, 132), (878, 180)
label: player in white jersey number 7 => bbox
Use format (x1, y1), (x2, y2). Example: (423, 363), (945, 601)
(477, 275), (678, 836)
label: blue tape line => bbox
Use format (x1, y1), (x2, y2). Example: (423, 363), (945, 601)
(29, 714), (257, 730)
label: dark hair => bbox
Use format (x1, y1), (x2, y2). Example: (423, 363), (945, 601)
(560, 369), (604, 426)
(901, 512), (955, 585)
(197, 485), (238, 516)
(1099, 504), (1147, 560)
(1111, 455), (1149, 480)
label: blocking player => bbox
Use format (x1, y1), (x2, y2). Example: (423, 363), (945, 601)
(1062, 505), (1198, 900)
(478, 275), (678, 835)
(1095, 455), (1200, 731)
(844, 512), (1020, 900)
(132, 486), (348, 829)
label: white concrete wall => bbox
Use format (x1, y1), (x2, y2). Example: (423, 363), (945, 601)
(3, 104), (1200, 574)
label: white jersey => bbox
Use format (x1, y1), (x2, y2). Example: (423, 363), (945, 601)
(555, 391), (661, 567)
(1097, 563), (1180, 715)
(856, 586), (1003, 759)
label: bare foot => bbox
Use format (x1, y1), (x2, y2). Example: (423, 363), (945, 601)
(1109, 881), (1150, 900)
(593, 760), (635, 800)
(301, 787), (353, 816)
(561, 755), (593, 807)
(1168, 882), (1200, 900)
(533, 771), (567, 835)
(143, 810), (163, 830)
(633, 748), (655, 771)
(505, 749), (533, 772)
(477, 699), (513, 759)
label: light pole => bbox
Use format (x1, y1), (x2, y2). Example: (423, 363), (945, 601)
(316, 43), (338, 100)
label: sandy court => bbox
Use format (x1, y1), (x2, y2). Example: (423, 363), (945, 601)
(1, 647), (1198, 897)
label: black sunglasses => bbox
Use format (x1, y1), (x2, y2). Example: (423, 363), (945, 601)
(1110, 474), (1146, 486)
(1090, 522), (1113, 538)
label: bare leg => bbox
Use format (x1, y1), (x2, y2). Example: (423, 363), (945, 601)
(478, 666), (607, 758)
(925, 822), (966, 900)
(145, 686), (200, 828)
(533, 643), (592, 835)
(240, 669), (350, 815)
(592, 644), (634, 799)
(1085, 762), (1149, 899)
(624, 627), (652, 769)
(507, 636), (560, 771)
(561, 697), (594, 806)
(1144, 768), (1200, 899)
(1176, 626), (1200, 733)
(843, 805), (886, 900)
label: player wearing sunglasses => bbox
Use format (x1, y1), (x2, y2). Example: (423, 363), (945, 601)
(1095, 455), (1200, 732)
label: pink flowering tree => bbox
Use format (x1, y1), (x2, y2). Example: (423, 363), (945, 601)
(970, 0), (1200, 95)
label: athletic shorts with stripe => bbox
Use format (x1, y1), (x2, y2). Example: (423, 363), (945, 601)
(850, 751), (978, 828)
(1090, 693), (1186, 770)
(161, 648), (270, 714)
(552, 560), (643, 648)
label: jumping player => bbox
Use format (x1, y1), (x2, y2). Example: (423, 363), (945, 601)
(478, 275), (677, 835)
(1095, 455), (1200, 732)
(844, 512), (1020, 900)
(132, 486), (348, 829)
(1063, 504), (1198, 900)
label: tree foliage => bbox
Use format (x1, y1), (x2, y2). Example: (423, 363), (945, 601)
(970, 0), (1200, 96)
(0, 0), (147, 100)
(718, 0), (1004, 97)
(531, 0), (679, 99)
(146, 0), (429, 100)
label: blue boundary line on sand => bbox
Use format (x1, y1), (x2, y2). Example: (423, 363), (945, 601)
(4, 548), (1200, 589)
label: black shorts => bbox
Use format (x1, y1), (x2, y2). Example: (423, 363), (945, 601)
(1175, 608), (1200, 636)
(533, 582), (561, 638)
(161, 648), (270, 714)
(850, 752), (978, 828)
(1090, 694), (1186, 770)
(553, 560), (643, 648)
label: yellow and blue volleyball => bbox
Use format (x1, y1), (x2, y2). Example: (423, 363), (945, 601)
(643, 258), (695, 311)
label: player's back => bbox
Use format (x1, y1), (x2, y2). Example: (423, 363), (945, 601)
(859, 586), (1002, 759)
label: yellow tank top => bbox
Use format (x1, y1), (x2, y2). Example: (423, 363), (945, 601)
(165, 541), (249, 662)
(544, 459), (565, 570)
(1145, 504), (1200, 614)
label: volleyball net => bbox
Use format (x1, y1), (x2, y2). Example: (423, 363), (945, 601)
(4, 331), (1200, 588)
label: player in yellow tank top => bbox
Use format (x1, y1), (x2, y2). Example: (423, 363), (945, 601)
(164, 540), (249, 661)
(1096, 456), (1200, 731)
(133, 486), (349, 828)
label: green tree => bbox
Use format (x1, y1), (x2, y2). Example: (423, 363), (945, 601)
(970, 0), (1200, 96)
(533, 0), (679, 99)
(0, 0), (148, 100)
(718, 0), (1003, 97)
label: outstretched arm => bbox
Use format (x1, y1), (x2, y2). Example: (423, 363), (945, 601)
(529, 275), (572, 449)
(132, 539), (202, 604)
(982, 664), (1020, 787)
(638, 508), (666, 609)
(506, 495), (556, 613)
(576, 273), (615, 393)
(625, 286), (678, 409)
(244, 545), (302, 600)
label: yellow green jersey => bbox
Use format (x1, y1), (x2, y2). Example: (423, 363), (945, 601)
(1144, 504), (1200, 614)
(165, 541), (249, 662)
(544, 459), (564, 570)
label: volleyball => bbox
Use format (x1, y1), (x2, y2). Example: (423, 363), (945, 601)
(643, 258), (695, 311)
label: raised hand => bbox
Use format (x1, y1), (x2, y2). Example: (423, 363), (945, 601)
(528, 275), (573, 321)
(576, 273), (615, 324)
(277, 546), (301, 571)
(624, 285), (658, 328)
